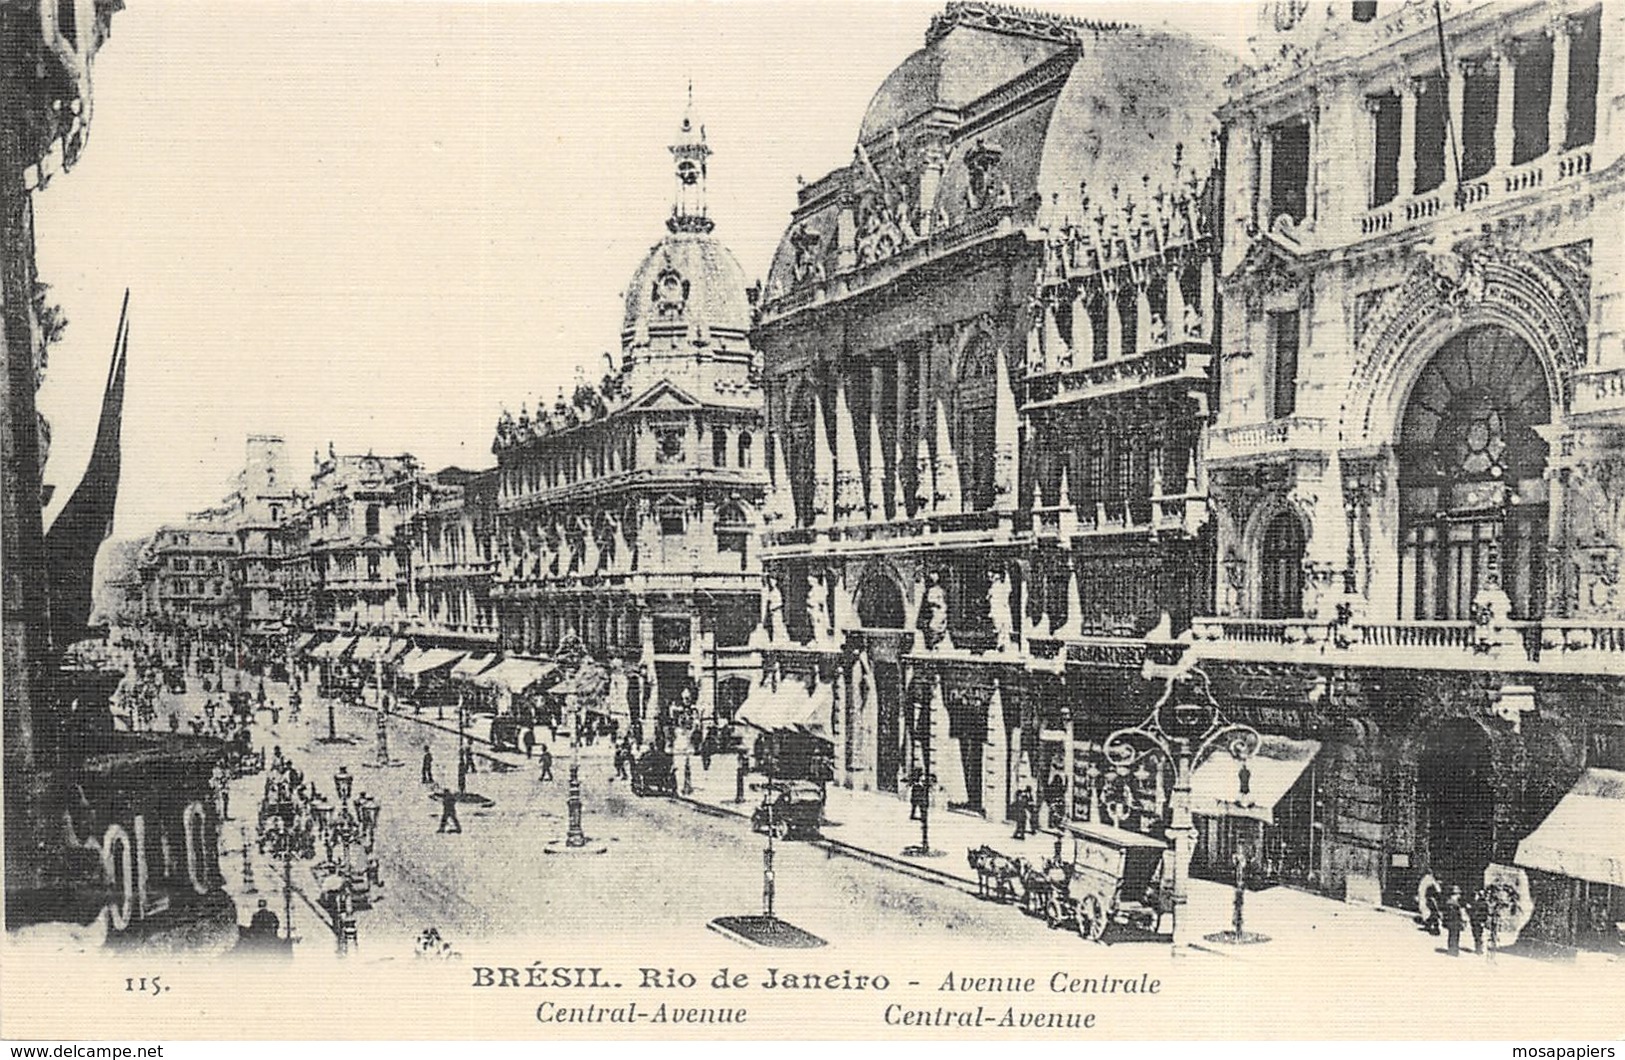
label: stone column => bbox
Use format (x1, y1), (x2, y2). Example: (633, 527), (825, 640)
(1398, 79), (1418, 199)
(1256, 130), (1274, 230)
(695, 615), (716, 724)
(1494, 41), (1518, 170)
(638, 610), (657, 714)
(1548, 15), (1573, 154)
(1448, 58), (1468, 185)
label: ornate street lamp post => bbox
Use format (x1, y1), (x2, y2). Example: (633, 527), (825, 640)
(1102, 663), (1258, 952)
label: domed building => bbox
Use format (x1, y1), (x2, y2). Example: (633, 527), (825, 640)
(488, 95), (767, 744)
(752, 3), (1234, 828)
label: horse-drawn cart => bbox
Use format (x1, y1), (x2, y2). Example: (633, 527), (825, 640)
(1045, 821), (1171, 941)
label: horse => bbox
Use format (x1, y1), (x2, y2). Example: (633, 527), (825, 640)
(967, 845), (1022, 903)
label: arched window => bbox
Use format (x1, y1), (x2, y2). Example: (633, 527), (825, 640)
(1259, 511), (1306, 620)
(737, 431), (753, 469)
(712, 427), (728, 467)
(1397, 326), (1550, 620)
(956, 336), (997, 512)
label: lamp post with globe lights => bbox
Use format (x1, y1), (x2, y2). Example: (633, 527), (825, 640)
(1101, 661), (1259, 952)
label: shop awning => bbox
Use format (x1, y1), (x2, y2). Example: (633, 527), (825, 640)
(1516, 768), (1625, 887)
(351, 636), (393, 663)
(451, 653), (496, 680)
(309, 635), (357, 660)
(401, 647), (467, 677)
(734, 679), (833, 740)
(395, 646), (427, 671)
(1190, 736), (1321, 823)
(382, 639), (413, 663)
(474, 657), (557, 693)
(291, 632), (318, 652)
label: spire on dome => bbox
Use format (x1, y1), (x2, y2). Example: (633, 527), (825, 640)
(668, 82), (714, 234)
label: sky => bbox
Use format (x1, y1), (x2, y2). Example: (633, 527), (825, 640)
(33, 0), (1255, 540)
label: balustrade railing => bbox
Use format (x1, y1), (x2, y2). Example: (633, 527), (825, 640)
(1205, 417), (1326, 463)
(1351, 145), (1595, 241)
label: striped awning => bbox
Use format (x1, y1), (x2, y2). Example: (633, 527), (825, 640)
(734, 679), (833, 740)
(400, 647), (467, 677)
(451, 653), (496, 680)
(473, 657), (557, 692)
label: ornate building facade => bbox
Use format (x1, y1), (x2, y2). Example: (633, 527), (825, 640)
(489, 98), (766, 737)
(754, 4), (1233, 820)
(1197, 0), (1624, 949)
(396, 465), (499, 656)
(303, 449), (419, 632)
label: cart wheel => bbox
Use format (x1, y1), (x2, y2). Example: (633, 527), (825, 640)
(769, 818), (790, 841)
(1045, 893), (1066, 929)
(1078, 895), (1107, 941)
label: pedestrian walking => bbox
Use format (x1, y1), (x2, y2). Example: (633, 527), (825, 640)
(421, 746), (436, 786)
(435, 789), (462, 834)
(1444, 884), (1465, 956)
(700, 730), (714, 772)
(1469, 887), (1490, 954)
(908, 771), (928, 822)
(537, 743), (554, 782)
(1012, 787), (1032, 840)
(1417, 869), (1442, 935)
(522, 726), (535, 759)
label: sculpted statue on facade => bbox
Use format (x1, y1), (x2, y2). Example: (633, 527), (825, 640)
(805, 572), (831, 646)
(988, 567), (1015, 653)
(921, 572), (951, 651)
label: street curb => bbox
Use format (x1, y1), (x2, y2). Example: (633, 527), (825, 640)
(672, 793), (983, 897)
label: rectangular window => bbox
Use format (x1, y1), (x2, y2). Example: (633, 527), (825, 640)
(1460, 58), (1498, 181)
(1414, 75), (1448, 193)
(1269, 310), (1301, 420)
(367, 554), (380, 581)
(1566, 9), (1601, 150)
(1369, 92), (1402, 206)
(1269, 119), (1312, 225)
(1512, 35), (1553, 164)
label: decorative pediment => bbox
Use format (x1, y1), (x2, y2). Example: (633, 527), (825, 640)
(1221, 231), (1309, 311)
(623, 379), (704, 413)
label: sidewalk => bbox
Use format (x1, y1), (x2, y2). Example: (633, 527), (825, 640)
(678, 754), (1617, 972)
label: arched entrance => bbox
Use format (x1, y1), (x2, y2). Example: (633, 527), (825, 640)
(1418, 718), (1496, 889)
(857, 571), (907, 793)
(1396, 325), (1551, 620)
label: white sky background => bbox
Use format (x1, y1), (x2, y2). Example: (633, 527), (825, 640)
(35, 0), (1255, 539)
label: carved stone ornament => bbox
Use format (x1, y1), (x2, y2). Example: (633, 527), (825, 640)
(789, 223), (822, 282)
(652, 266), (689, 318)
(965, 138), (1005, 212)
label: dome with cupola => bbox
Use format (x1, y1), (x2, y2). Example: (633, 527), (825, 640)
(621, 88), (754, 349)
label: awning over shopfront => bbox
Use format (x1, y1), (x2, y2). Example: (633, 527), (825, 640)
(291, 632), (318, 652)
(351, 636), (393, 663)
(309, 635), (357, 660)
(474, 657), (557, 693)
(1516, 768), (1625, 887)
(734, 679), (833, 740)
(401, 647), (467, 677)
(1190, 736), (1321, 823)
(451, 653), (496, 680)
(382, 639), (412, 664)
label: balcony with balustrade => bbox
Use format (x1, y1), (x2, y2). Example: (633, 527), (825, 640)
(1188, 613), (1625, 676)
(1205, 416), (1329, 467)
